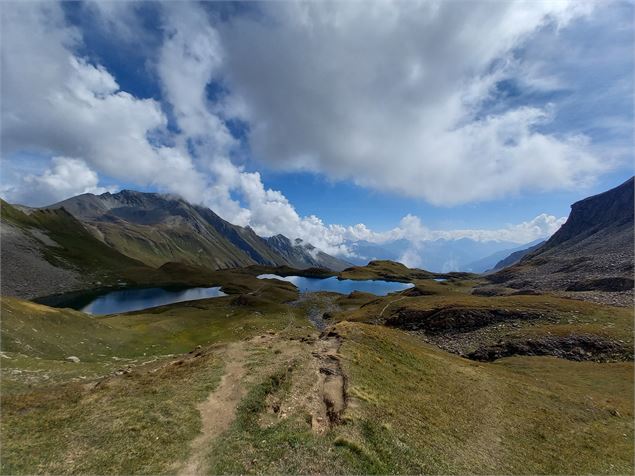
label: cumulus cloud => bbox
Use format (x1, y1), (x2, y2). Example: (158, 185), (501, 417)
(385, 213), (567, 244)
(0, 0), (619, 259)
(2, 157), (115, 207)
(219, 0), (604, 204)
(158, 3), (235, 157)
(0, 1), (207, 202)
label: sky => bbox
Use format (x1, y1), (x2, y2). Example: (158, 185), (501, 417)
(1, 0), (633, 259)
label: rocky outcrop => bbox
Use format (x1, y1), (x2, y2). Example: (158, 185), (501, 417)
(467, 335), (633, 362)
(385, 307), (544, 334)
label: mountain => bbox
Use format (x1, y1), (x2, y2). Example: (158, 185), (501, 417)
(265, 235), (350, 271)
(345, 238), (527, 273)
(466, 239), (544, 273)
(46, 190), (349, 272)
(490, 240), (545, 272)
(0, 200), (165, 298)
(490, 177), (634, 293)
(344, 240), (404, 265)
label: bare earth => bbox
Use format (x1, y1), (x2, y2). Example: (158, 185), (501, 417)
(178, 342), (247, 476)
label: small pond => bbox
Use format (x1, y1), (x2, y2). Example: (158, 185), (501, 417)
(257, 274), (413, 296)
(50, 286), (226, 315)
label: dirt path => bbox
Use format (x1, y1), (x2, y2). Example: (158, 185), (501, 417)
(311, 334), (347, 432)
(379, 296), (407, 317)
(178, 342), (247, 476)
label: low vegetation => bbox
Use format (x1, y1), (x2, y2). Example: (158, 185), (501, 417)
(1, 261), (632, 474)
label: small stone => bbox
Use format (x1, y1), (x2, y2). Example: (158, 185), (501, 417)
(66, 356), (80, 363)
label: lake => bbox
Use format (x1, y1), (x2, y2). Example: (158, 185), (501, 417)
(55, 286), (227, 315)
(257, 274), (413, 295)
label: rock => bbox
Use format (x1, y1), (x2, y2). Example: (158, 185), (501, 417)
(66, 356), (80, 363)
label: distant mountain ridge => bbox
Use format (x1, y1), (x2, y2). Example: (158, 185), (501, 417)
(489, 240), (545, 272)
(46, 190), (350, 271)
(345, 237), (537, 273)
(490, 177), (634, 293)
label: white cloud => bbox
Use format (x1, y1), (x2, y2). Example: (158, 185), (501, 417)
(2, 157), (115, 207)
(157, 3), (235, 157)
(0, 0), (614, 261)
(0, 1), (207, 203)
(219, 0), (604, 204)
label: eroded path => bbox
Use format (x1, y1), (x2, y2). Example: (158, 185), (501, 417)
(178, 301), (348, 474)
(178, 342), (247, 476)
(313, 333), (347, 430)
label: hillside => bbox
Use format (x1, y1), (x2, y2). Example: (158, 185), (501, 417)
(46, 190), (349, 271)
(489, 177), (634, 302)
(0, 200), (173, 298)
(490, 240), (545, 272)
(1, 263), (632, 474)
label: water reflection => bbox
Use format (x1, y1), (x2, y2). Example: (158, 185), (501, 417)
(76, 286), (226, 315)
(257, 274), (413, 296)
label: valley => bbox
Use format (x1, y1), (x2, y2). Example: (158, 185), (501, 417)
(2, 2), (633, 474)
(0, 180), (633, 474)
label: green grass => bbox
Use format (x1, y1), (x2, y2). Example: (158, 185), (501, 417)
(1, 351), (224, 475)
(335, 321), (634, 474)
(339, 259), (433, 281)
(1, 260), (632, 474)
(0, 279), (300, 390)
(0, 290), (312, 474)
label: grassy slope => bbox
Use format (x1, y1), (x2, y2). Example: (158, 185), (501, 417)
(2, 201), (294, 296)
(339, 259), (434, 281)
(182, 319), (633, 475)
(94, 220), (255, 270)
(335, 322), (633, 474)
(1, 262), (632, 474)
(0, 277), (307, 474)
(1, 352), (225, 475)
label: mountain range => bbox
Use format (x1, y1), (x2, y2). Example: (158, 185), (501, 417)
(345, 237), (542, 273)
(48, 190), (350, 272)
(0, 190), (350, 299)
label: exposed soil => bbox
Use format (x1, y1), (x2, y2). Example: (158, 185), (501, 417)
(467, 334), (633, 362)
(385, 307), (545, 334)
(312, 331), (347, 428)
(178, 342), (247, 476)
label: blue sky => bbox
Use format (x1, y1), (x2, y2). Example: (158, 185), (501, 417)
(1, 0), (633, 254)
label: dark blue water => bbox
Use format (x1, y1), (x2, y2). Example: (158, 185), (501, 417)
(257, 274), (413, 295)
(73, 287), (226, 315)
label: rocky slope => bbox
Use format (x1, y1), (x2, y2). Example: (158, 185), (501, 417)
(46, 190), (349, 271)
(490, 240), (545, 272)
(0, 201), (166, 298)
(489, 177), (634, 301)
